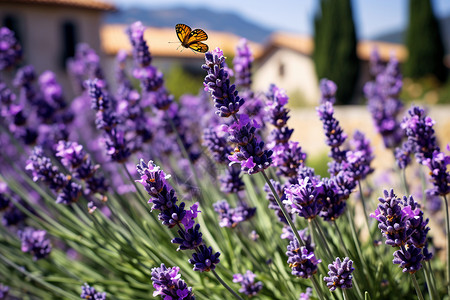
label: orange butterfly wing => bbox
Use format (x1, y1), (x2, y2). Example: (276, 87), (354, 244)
(175, 24), (209, 53)
(187, 42), (209, 53)
(187, 29), (208, 44)
(175, 24), (192, 46)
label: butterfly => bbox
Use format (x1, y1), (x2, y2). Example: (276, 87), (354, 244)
(175, 23), (209, 53)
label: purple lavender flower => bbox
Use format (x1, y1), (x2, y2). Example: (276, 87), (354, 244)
(0, 284), (9, 299)
(0, 27), (22, 70)
(316, 79), (347, 166)
(172, 223), (203, 251)
(286, 238), (321, 278)
(26, 146), (81, 204)
(364, 55), (404, 149)
(224, 114), (272, 175)
(281, 227), (315, 253)
(213, 199), (256, 228)
(271, 141), (307, 178)
(402, 106), (449, 196)
(0, 80), (16, 116)
(394, 139), (413, 169)
(333, 170), (357, 200)
(401, 106), (438, 163)
(284, 177), (324, 220)
(203, 48), (245, 118)
(87, 79), (131, 163)
(219, 165), (244, 194)
(189, 244), (221, 272)
(233, 38), (253, 89)
(18, 227), (52, 260)
(67, 43), (107, 92)
(265, 85), (293, 145)
(264, 179), (294, 224)
(299, 287), (313, 300)
(343, 150), (373, 182)
(203, 126), (233, 165)
(319, 178), (346, 221)
(350, 130), (374, 178)
(323, 257), (354, 291)
(2, 202), (27, 227)
(126, 21), (151, 68)
(56, 180), (82, 205)
(55, 140), (108, 196)
(392, 244), (423, 274)
(80, 283), (106, 300)
(370, 189), (409, 247)
(232, 270), (263, 297)
(151, 264), (195, 300)
(368, 48), (385, 78)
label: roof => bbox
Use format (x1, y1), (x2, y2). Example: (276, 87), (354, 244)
(0, 0), (115, 11)
(263, 32), (408, 62)
(100, 24), (263, 59)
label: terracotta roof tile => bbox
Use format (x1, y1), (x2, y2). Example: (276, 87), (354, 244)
(265, 32), (408, 62)
(0, 0), (115, 11)
(101, 24), (263, 59)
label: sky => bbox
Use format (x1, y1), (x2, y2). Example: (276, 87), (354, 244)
(109, 0), (450, 39)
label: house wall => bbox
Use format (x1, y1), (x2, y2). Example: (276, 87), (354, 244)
(0, 3), (103, 99)
(252, 47), (320, 105)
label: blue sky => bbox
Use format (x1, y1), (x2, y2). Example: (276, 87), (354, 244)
(110, 0), (450, 39)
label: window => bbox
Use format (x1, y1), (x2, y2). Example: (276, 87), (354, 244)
(61, 21), (77, 69)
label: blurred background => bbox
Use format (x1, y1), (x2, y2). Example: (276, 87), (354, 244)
(1, 0), (449, 105)
(1, 0), (449, 169)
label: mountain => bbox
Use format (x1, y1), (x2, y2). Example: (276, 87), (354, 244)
(373, 14), (450, 54)
(104, 7), (274, 43)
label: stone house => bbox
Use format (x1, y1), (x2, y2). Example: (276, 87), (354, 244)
(0, 0), (115, 96)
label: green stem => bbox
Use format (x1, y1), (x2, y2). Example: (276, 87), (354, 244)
(401, 168), (410, 195)
(345, 207), (372, 287)
(261, 170), (304, 247)
(410, 273), (424, 300)
(312, 218), (333, 262)
(310, 274), (325, 300)
(0, 253), (80, 300)
(358, 181), (374, 244)
(342, 289), (349, 300)
(443, 194), (450, 297)
(426, 260), (439, 300)
(422, 262), (437, 300)
(211, 269), (244, 300)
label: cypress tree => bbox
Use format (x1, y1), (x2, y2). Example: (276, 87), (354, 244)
(313, 0), (360, 105)
(404, 0), (448, 82)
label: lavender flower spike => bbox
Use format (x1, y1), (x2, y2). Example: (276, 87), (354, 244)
(370, 189), (408, 247)
(232, 270), (263, 297)
(286, 238), (321, 278)
(323, 257), (355, 291)
(233, 38), (253, 89)
(151, 264), (195, 300)
(393, 244), (423, 274)
(203, 48), (245, 117)
(0, 27), (22, 70)
(80, 283), (106, 300)
(189, 244), (221, 272)
(18, 227), (52, 260)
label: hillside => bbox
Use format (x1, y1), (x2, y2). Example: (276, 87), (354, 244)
(104, 7), (274, 43)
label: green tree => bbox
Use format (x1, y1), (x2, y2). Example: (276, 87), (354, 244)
(313, 0), (360, 105)
(404, 0), (448, 82)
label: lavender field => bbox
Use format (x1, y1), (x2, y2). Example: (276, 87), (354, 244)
(0, 21), (449, 300)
